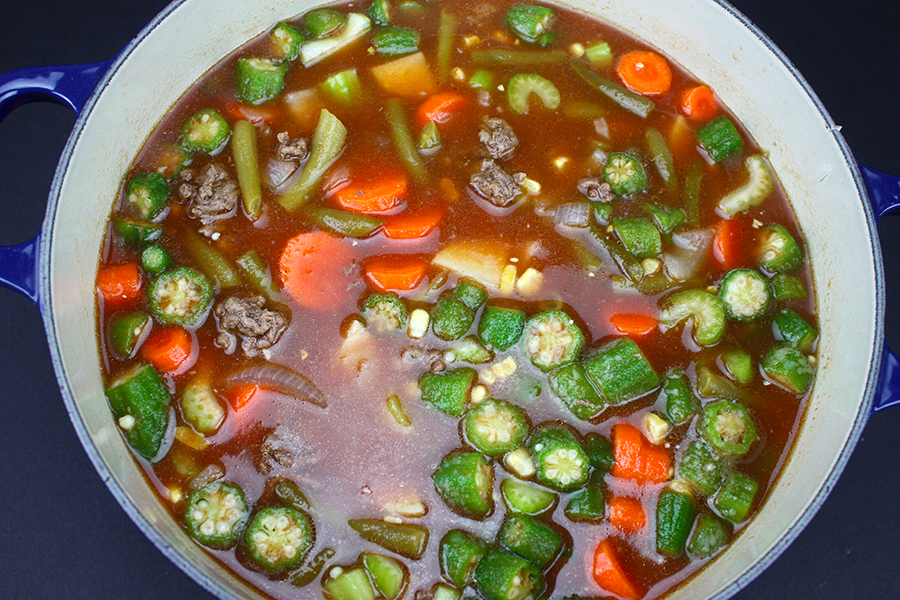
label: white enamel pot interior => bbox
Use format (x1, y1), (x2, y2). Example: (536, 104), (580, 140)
(41, 0), (883, 599)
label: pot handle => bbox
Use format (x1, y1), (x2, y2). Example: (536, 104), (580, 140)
(861, 164), (900, 411)
(0, 60), (112, 305)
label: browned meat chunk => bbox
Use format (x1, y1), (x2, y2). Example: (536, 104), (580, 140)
(214, 295), (289, 357)
(577, 176), (614, 203)
(276, 132), (310, 162)
(178, 164), (239, 235)
(470, 159), (523, 208)
(478, 118), (519, 159)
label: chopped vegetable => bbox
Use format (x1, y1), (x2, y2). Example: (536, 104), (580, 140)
(279, 109), (347, 211)
(184, 481), (250, 549)
(505, 4), (555, 44)
(755, 223), (803, 273)
(362, 553), (408, 600)
(148, 267), (213, 327)
(464, 398), (529, 456)
(415, 92), (468, 128)
(507, 73), (561, 114)
(183, 229), (242, 289)
(717, 154), (775, 217)
(697, 116), (743, 163)
(419, 368), (476, 417)
(499, 514), (564, 570)
(431, 297), (476, 340)
(279, 231), (353, 310)
(141, 245), (171, 275)
(180, 376), (226, 435)
(125, 172), (169, 220)
(474, 549), (544, 600)
(334, 170), (407, 214)
(105, 363), (171, 461)
(583, 338), (659, 405)
(348, 518), (429, 559)
(304, 7), (347, 39)
(433, 450), (494, 518)
(612, 217), (661, 258)
(772, 307), (818, 352)
(719, 268), (772, 322)
(440, 529), (488, 588)
(659, 289), (726, 346)
(610, 423), (670, 484)
(436, 10), (457, 81)
(761, 344), (815, 393)
(182, 109), (230, 153)
(656, 488), (696, 556)
(322, 567), (376, 600)
(370, 52), (438, 98)
(97, 263), (143, 306)
(270, 21), (305, 61)
(564, 483), (605, 522)
(235, 57), (286, 105)
(591, 539), (641, 600)
(245, 507), (314, 571)
(603, 153), (648, 196)
(527, 422), (590, 491)
(478, 304), (526, 351)
(383, 209), (443, 239)
(372, 26), (420, 55)
(232, 120), (263, 219)
(386, 98), (429, 182)
(616, 50), (672, 96)
(522, 310), (585, 372)
(721, 348), (754, 385)
(364, 255), (429, 292)
(501, 478), (557, 515)
(569, 59), (655, 118)
(679, 85), (717, 121)
(140, 327), (194, 374)
(300, 12), (372, 66)
(108, 312), (151, 358)
(548, 362), (604, 420)
(677, 441), (724, 497)
(771, 273), (808, 301)
(305, 207), (385, 238)
(608, 495), (646, 533)
(698, 400), (758, 459)
(363, 292), (408, 332)
(319, 69), (364, 107)
(688, 513), (730, 558)
(714, 471), (758, 523)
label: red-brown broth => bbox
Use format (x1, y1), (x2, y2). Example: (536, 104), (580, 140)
(97, 0), (817, 598)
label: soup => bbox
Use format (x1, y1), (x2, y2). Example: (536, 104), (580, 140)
(95, 1), (818, 598)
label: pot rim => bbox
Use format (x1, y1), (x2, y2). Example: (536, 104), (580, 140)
(35, 0), (886, 599)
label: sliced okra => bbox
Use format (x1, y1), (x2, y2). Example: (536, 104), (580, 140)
(419, 368), (477, 417)
(522, 310), (585, 372)
(180, 376), (226, 435)
(372, 26), (420, 55)
(772, 308), (818, 353)
(452, 335), (494, 364)
(660, 368), (698, 425)
(367, 0), (392, 25)
(184, 481), (250, 549)
(755, 223), (803, 273)
(141, 245), (172, 275)
(505, 3), (555, 44)
(548, 362), (605, 420)
(677, 441), (724, 497)
(501, 478), (558, 515)
(270, 22), (305, 62)
(114, 216), (163, 246)
(688, 512), (731, 558)
(432, 297), (476, 340)
(761, 344), (815, 394)
(603, 152), (647, 196)
(612, 217), (662, 259)
(105, 363), (171, 461)
(527, 422), (590, 491)
(564, 484), (605, 523)
(478, 304), (526, 351)
(464, 398), (530, 456)
(499, 514), (565, 570)
(697, 116), (743, 163)
(582, 337), (659, 405)
(656, 488), (696, 557)
(235, 57), (287, 105)
(698, 400), (758, 459)
(474, 549), (544, 600)
(245, 507), (314, 571)
(718, 268), (772, 322)
(363, 292), (409, 333)
(182, 109), (230, 154)
(322, 567), (376, 600)
(584, 432), (614, 474)
(433, 450), (494, 519)
(659, 289), (726, 346)
(439, 529), (488, 588)
(108, 312), (151, 358)
(126, 172), (169, 220)
(451, 279), (489, 311)
(644, 202), (686, 236)
(770, 273), (807, 301)
(347, 519), (429, 559)
(362, 552), (408, 600)
(304, 7), (348, 38)
(714, 471), (759, 523)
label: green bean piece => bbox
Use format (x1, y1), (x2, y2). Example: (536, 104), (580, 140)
(279, 109), (347, 211)
(583, 337), (660, 405)
(437, 10), (457, 81)
(433, 451), (494, 519)
(114, 216), (163, 246)
(126, 172), (170, 220)
(569, 59), (655, 118)
(362, 553), (408, 600)
(141, 245), (171, 275)
(697, 116), (744, 162)
(385, 98), (428, 183)
(612, 217), (661, 258)
(471, 48), (568, 67)
(180, 376), (226, 435)
(319, 69), (364, 108)
(235, 57), (287, 105)
(561, 99), (607, 120)
(683, 159), (702, 227)
(236, 250), (278, 299)
(419, 368), (476, 417)
(770, 273), (808, 300)
(386, 394), (411, 427)
(645, 127), (679, 198)
(585, 225), (645, 282)
(440, 529), (488, 588)
(105, 363), (171, 461)
(660, 368), (698, 425)
(478, 304), (526, 351)
(182, 109), (230, 154)
(464, 398), (529, 456)
(714, 471), (759, 523)
(584, 432), (614, 474)
(270, 22), (305, 62)
(108, 312), (151, 358)
(698, 400), (758, 459)
(505, 4), (555, 44)
(432, 297), (476, 340)
(656, 488), (696, 557)
(677, 441), (725, 496)
(367, 0), (392, 25)
(245, 507), (314, 571)
(290, 547), (335, 587)
(304, 207), (384, 238)
(772, 308), (818, 352)
(184, 481), (250, 549)
(274, 478), (311, 512)
(348, 519), (429, 560)
(231, 120), (263, 219)
(304, 7), (347, 39)
(499, 514), (564, 570)
(474, 549), (544, 600)
(761, 344), (815, 394)
(322, 567), (376, 600)
(528, 422), (590, 491)
(564, 484), (605, 523)
(548, 362), (605, 421)
(688, 513), (730, 558)
(501, 478), (557, 516)
(183, 229), (242, 288)
(522, 310), (585, 372)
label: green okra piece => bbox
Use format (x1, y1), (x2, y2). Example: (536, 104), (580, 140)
(583, 337), (659, 405)
(114, 216), (163, 246)
(714, 471), (759, 523)
(363, 292), (408, 332)
(126, 171), (169, 220)
(548, 362), (605, 420)
(440, 529), (488, 588)
(180, 376), (226, 435)
(105, 363), (171, 461)
(720, 348), (754, 385)
(348, 519), (429, 559)
(761, 344), (815, 394)
(432, 296), (476, 340)
(362, 553), (408, 600)
(304, 7), (347, 39)
(604, 153), (648, 196)
(698, 400), (758, 459)
(501, 478), (557, 516)
(644, 202), (685, 237)
(695, 366), (750, 404)
(451, 278), (488, 311)
(148, 266), (214, 327)
(372, 26), (420, 55)
(452, 336), (494, 364)
(319, 69), (364, 107)
(660, 368), (698, 425)
(233, 56), (287, 103)
(505, 3), (555, 44)
(770, 273), (808, 301)
(522, 310), (585, 372)
(474, 549), (544, 600)
(612, 217), (661, 258)
(584, 432), (614, 474)
(273, 478), (311, 512)
(677, 441), (725, 497)
(433, 450), (494, 519)
(419, 368), (476, 417)
(478, 304), (526, 351)
(184, 481), (250, 549)
(564, 484), (605, 523)
(322, 567), (376, 600)
(269, 21), (305, 61)
(182, 109), (230, 154)
(528, 422), (590, 491)
(108, 312), (151, 358)
(141, 245), (171, 275)
(245, 507), (314, 571)
(464, 398), (529, 456)
(697, 116), (743, 162)
(755, 223), (803, 273)
(289, 547), (335, 587)
(656, 488), (696, 557)
(772, 307), (818, 353)
(688, 512), (730, 558)
(499, 514), (564, 570)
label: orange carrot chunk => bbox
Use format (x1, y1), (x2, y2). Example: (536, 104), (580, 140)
(608, 313), (658, 337)
(383, 209), (444, 239)
(680, 85), (718, 122)
(97, 263), (142, 306)
(608, 495), (647, 533)
(363, 255), (429, 292)
(415, 92), (469, 129)
(333, 171), (408, 214)
(713, 218), (742, 269)
(616, 50), (672, 97)
(279, 231), (354, 310)
(591, 539), (642, 600)
(611, 423), (671, 484)
(227, 383), (261, 411)
(140, 327), (195, 374)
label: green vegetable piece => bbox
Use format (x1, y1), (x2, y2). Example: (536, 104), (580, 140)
(245, 507), (314, 571)
(528, 423), (590, 491)
(612, 217), (662, 258)
(472, 49), (567, 67)
(714, 471), (759, 523)
(522, 310), (585, 372)
(644, 203), (685, 236)
(372, 26), (420, 55)
(148, 267), (214, 327)
(305, 207), (384, 238)
(683, 158), (702, 226)
(548, 362), (605, 420)
(452, 336), (494, 364)
(182, 109), (230, 153)
(501, 478), (557, 515)
(659, 289), (727, 346)
(362, 553), (408, 600)
(699, 400), (758, 459)
(323, 567), (376, 600)
(645, 127), (679, 198)
(270, 22), (305, 62)
(584, 432), (614, 474)
(279, 109), (347, 211)
(677, 441), (725, 497)
(397, 1), (425, 17)
(114, 216), (163, 246)
(772, 308), (818, 353)
(436, 10), (456, 81)
(583, 338), (659, 405)
(184, 481), (250, 549)
(304, 7), (347, 39)
(569, 59), (655, 119)
(478, 305), (526, 351)
(451, 279), (489, 311)
(141, 245), (171, 275)
(468, 69), (495, 89)
(183, 229), (242, 289)
(235, 57), (286, 105)
(419, 368), (476, 417)
(697, 116), (743, 162)
(688, 513), (730, 558)
(232, 120), (263, 219)
(716, 154), (774, 217)
(273, 478), (311, 512)
(603, 153), (648, 196)
(474, 549), (544, 600)
(564, 484), (605, 522)
(386, 394), (411, 427)
(236, 250), (278, 300)
(499, 514), (564, 570)
(348, 519), (429, 560)
(431, 583), (461, 600)
(300, 13), (373, 67)
(319, 69), (364, 108)
(465, 398), (529, 456)
(720, 348), (754, 385)
(386, 98), (428, 183)
(105, 363), (171, 461)
(660, 369), (698, 425)
(433, 451), (494, 519)
(363, 293), (408, 333)
(290, 547), (336, 587)
(432, 297), (477, 340)
(505, 4), (555, 44)
(584, 41), (612, 68)
(761, 344), (815, 394)
(770, 273), (808, 301)
(125, 172), (169, 220)
(180, 377), (226, 435)
(695, 366), (750, 404)
(108, 312), (151, 358)
(367, 0), (392, 25)
(507, 73), (561, 114)
(656, 488), (696, 557)
(718, 268), (772, 322)
(418, 120), (442, 155)
(440, 529), (488, 588)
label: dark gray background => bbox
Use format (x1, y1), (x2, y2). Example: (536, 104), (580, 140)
(1, 0), (898, 598)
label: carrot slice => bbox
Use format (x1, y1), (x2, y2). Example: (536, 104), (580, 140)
(140, 327), (195, 374)
(279, 231), (354, 310)
(616, 50), (672, 97)
(608, 495), (647, 533)
(608, 313), (658, 337)
(414, 92), (468, 129)
(363, 255), (429, 292)
(227, 383), (261, 411)
(680, 85), (718, 122)
(97, 263), (142, 306)
(611, 423), (671, 484)
(333, 171), (408, 214)
(591, 539), (642, 600)
(383, 209), (444, 239)
(224, 101), (282, 125)
(713, 218), (742, 270)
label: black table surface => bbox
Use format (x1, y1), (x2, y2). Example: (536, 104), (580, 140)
(1, 0), (899, 598)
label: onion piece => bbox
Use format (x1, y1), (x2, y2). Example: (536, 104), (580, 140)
(663, 228), (714, 281)
(226, 364), (327, 408)
(553, 201), (591, 227)
(264, 158), (299, 191)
